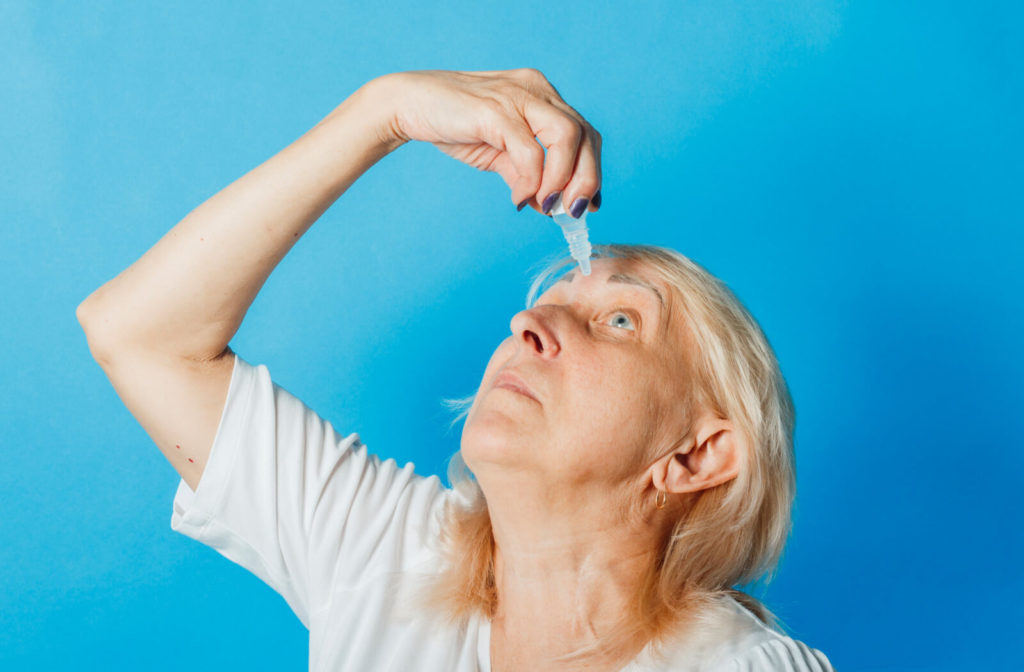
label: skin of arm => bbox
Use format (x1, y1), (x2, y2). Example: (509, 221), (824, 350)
(76, 76), (404, 491)
(77, 76), (404, 362)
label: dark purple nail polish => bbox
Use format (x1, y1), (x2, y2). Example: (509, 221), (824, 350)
(517, 198), (529, 212)
(569, 197), (589, 219)
(591, 189), (602, 210)
(542, 191), (561, 215)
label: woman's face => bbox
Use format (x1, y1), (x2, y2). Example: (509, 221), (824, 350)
(462, 258), (694, 491)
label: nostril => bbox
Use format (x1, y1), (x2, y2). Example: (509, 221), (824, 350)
(526, 330), (543, 353)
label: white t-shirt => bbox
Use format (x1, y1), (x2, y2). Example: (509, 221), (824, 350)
(170, 354), (834, 672)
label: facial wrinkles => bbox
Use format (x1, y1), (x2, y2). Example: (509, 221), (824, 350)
(554, 270), (665, 321)
(556, 267), (672, 339)
(536, 292), (658, 353)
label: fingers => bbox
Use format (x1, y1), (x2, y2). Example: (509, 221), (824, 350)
(473, 100), (546, 208)
(514, 89), (601, 217)
(454, 68), (603, 216)
(557, 123), (602, 218)
(526, 106), (601, 217)
(522, 98), (584, 214)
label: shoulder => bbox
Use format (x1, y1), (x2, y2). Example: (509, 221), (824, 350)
(711, 637), (834, 671)
(645, 596), (834, 672)
(705, 597), (834, 672)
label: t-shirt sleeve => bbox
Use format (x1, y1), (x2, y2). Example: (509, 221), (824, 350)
(169, 352), (446, 629)
(717, 638), (835, 672)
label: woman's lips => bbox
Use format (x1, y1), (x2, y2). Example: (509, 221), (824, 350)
(492, 371), (539, 402)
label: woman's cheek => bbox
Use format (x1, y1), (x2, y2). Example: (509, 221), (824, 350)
(480, 338), (514, 382)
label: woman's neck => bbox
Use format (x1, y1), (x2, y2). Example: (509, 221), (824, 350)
(485, 482), (659, 671)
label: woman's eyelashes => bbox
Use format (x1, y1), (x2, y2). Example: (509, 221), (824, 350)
(529, 300), (642, 335)
(604, 309), (639, 332)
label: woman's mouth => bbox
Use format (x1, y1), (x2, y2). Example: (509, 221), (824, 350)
(492, 371), (539, 402)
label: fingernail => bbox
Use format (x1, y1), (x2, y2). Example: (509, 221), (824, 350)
(517, 198), (529, 212)
(541, 191), (561, 215)
(569, 197), (589, 219)
(591, 189), (601, 210)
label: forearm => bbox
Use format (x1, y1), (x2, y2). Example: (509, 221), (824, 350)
(78, 78), (404, 362)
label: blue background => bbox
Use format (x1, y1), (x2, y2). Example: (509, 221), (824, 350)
(2, 1), (1020, 669)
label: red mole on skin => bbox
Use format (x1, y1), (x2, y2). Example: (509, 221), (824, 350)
(188, 458), (195, 463)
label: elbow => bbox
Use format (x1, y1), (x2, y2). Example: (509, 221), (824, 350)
(76, 296), (116, 366)
(76, 294), (103, 339)
(75, 297), (93, 332)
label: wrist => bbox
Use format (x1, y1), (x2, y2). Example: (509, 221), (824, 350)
(346, 74), (409, 155)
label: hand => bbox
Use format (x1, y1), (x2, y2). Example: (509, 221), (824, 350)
(368, 68), (602, 216)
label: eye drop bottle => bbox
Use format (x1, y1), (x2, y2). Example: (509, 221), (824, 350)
(549, 194), (592, 275)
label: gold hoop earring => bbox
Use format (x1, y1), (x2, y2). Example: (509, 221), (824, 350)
(655, 489), (667, 510)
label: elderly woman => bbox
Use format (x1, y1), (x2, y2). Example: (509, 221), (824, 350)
(77, 69), (833, 671)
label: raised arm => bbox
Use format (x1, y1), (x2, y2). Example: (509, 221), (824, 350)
(76, 78), (404, 491)
(77, 78), (402, 364)
(76, 68), (602, 492)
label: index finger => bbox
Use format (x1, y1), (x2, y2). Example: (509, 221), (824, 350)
(525, 101), (602, 216)
(522, 98), (587, 214)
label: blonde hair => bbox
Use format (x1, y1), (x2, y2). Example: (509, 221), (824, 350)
(428, 244), (796, 664)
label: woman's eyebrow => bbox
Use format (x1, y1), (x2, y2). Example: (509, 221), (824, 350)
(557, 271), (665, 309)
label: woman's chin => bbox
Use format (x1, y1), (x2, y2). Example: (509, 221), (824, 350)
(461, 410), (536, 469)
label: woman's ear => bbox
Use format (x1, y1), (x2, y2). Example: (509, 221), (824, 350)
(654, 415), (743, 495)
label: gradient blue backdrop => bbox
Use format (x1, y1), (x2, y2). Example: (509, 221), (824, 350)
(2, 2), (1020, 670)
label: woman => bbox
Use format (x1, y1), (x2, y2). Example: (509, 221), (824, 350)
(77, 69), (833, 671)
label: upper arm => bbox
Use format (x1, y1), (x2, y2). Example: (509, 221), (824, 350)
(82, 307), (449, 621)
(81, 315), (235, 492)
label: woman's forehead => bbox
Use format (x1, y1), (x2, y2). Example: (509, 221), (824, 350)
(539, 257), (672, 303)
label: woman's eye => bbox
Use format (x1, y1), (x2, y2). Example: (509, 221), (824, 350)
(606, 311), (636, 331)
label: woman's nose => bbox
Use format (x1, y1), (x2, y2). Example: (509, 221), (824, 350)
(509, 307), (561, 358)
